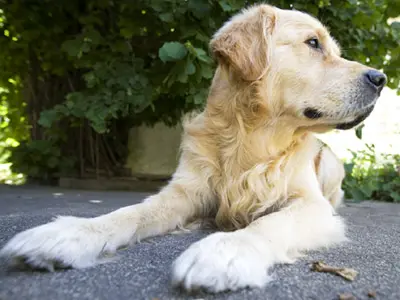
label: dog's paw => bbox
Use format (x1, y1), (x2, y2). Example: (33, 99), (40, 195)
(0, 216), (125, 270)
(171, 231), (272, 293)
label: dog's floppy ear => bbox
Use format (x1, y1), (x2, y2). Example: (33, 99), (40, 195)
(210, 5), (276, 81)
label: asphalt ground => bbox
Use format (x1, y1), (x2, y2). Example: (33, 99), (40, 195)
(0, 185), (399, 300)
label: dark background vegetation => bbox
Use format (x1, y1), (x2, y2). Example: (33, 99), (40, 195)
(0, 0), (399, 201)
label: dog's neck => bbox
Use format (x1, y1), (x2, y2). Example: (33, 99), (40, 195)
(201, 68), (311, 229)
(204, 66), (307, 161)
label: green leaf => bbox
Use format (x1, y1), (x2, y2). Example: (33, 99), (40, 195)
(188, 0), (210, 18)
(355, 124), (364, 140)
(159, 42), (188, 62)
(193, 88), (208, 105)
(349, 187), (367, 201)
(185, 59), (196, 75)
(194, 47), (213, 64)
(120, 28), (134, 39)
(390, 191), (400, 202)
(344, 162), (354, 174)
(84, 28), (102, 45)
(200, 64), (214, 79)
(61, 39), (82, 57)
(219, 0), (245, 12)
(219, 1), (232, 12)
(391, 22), (400, 31)
(159, 13), (173, 22)
(38, 110), (59, 128)
(177, 71), (188, 83)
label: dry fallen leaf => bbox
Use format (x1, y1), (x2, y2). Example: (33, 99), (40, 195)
(368, 290), (377, 298)
(311, 261), (358, 281)
(339, 293), (356, 300)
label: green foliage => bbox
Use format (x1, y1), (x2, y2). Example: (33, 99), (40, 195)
(0, 84), (28, 153)
(0, 163), (25, 185)
(10, 140), (76, 182)
(0, 83), (28, 184)
(2, 0), (399, 134)
(159, 42), (188, 62)
(343, 144), (400, 202)
(0, 0), (399, 180)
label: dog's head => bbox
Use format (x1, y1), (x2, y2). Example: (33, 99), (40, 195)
(210, 4), (386, 132)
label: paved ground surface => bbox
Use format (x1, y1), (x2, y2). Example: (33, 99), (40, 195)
(0, 185), (399, 300)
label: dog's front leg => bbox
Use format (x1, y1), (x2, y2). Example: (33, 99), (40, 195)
(0, 162), (213, 270)
(172, 196), (347, 293)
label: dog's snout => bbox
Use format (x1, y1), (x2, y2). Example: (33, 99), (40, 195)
(364, 70), (387, 90)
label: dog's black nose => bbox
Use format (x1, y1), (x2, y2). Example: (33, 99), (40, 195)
(364, 70), (387, 90)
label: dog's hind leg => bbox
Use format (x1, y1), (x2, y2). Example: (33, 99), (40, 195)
(315, 145), (345, 209)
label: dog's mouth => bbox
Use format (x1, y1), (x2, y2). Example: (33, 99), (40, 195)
(335, 106), (375, 130)
(302, 104), (375, 131)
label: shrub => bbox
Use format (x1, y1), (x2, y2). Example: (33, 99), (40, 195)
(0, 0), (399, 180)
(343, 144), (400, 202)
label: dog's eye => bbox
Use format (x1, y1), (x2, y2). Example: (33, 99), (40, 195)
(305, 38), (320, 50)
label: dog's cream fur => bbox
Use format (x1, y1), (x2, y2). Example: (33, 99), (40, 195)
(1, 4), (386, 293)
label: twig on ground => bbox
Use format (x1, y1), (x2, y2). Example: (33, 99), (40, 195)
(339, 293), (356, 300)
(311, 261), (358, 281)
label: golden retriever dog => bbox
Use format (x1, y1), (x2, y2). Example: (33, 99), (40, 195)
(1, 4), (386, 293)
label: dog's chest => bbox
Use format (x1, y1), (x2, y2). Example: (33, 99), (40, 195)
(210, 139), (317, 214)
(212, 156), (292, 206)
